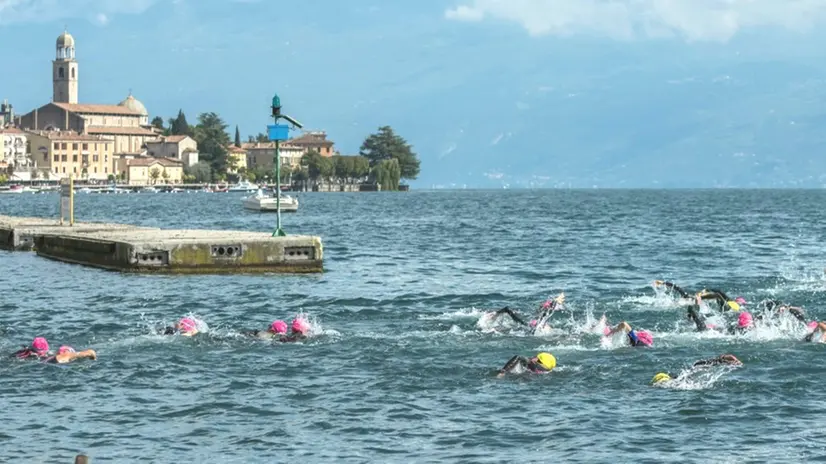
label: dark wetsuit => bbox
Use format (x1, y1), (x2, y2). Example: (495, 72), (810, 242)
(756, 299), (807, 324)
(660, 281), (691, 298)
(698, 289), (738, 312)
(492, 307), (528, 326)
(499, 355), (551, 375)
(692, 356), (739, 368)
(10, 347), (46, 359)
(687, 304), (709, 332)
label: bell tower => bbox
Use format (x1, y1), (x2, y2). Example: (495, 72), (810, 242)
(53, 29), (78, 104)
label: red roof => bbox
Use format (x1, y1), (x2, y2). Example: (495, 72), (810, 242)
(52, 102), (140, 116)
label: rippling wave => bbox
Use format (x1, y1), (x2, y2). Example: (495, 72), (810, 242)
(2, 190), (826, 462)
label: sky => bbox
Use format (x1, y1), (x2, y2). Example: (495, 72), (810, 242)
(2, 0), (826, 187)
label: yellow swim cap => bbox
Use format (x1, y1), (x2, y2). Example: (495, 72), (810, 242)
(652, 373), (671, 384)
(536, 352), (556, 371)
(726, 301), (741, 311)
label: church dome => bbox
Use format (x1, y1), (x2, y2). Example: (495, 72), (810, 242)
(56, 31), (75, 48)
(118, 93), (148, 116)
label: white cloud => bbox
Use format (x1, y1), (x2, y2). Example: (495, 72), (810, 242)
(0, 0), (156, 25)
(444, 0), (826, 42)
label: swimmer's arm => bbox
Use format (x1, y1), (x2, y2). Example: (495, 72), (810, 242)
(55, 349), (97, 364)
(181, 330), (198, 337)
(655, 281), (690, 298)
(607, 321), (631, 336)
(493, 308), (527, 326)
(687, 306), (707, 332)
(497, 355), (526, 378)
(787, 307), (807, 323)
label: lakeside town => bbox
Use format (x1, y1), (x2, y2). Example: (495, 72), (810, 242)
(0, 30), (420, 194)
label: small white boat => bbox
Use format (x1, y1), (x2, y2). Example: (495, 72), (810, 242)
(141, 186), (159, 193)
(228, 180), (259, 193)
(242, 189), (299, 212)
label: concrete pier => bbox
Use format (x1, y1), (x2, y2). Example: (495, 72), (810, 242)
(35, 228), (323, 274)
(1, 215), (324, 274)
(0, 215), (151, 251)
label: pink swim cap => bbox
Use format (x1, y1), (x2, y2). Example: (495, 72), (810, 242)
(735, 297), (747, 305)
(58, 346), (75, 355)
(530, 319), (538, 327)
(808, 321), (819, 330)
(738, 311), (753, 328)
(178, 317), (197, 333)
(603, 327), (611, 336)
(541, 300), (552, 309)
(291, 318), (310, 334)
(271, 320), (288, 334)
(32, 337), (49, 353)
(635, 331), (653, 346)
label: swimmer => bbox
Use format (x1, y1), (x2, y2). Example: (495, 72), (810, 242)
(605, 321), (654, 347)
(288, 317), (311, 341)
(756, 299), (807, 324)
(697, 289), (746, 312)
(488, 307), (529, 326)
(651, 354), (742, 384)
(244, 320), (288, 340)
(653, 280), (692, 299)
(44, 345), (97, 364)
(162, 317), (199, 337)
(728, 311), (754, 334)
(482, 293), (565, 333)
(496, 352), (556, 378)
(11, 337), (51, 359)
(803, 321), (826, 342)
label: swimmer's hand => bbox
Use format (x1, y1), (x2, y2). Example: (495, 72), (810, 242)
(653, 280), (664, 286)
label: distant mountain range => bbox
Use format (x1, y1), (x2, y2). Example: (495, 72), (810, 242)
(345, 35), (826, 188)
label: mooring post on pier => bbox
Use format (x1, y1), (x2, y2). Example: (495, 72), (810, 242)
(59, 175), (74, 226)
(74, 454), (89, 464)
(267, 92), (303, 237)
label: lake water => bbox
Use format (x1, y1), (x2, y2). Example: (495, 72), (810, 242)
(2, 189), (826, 463)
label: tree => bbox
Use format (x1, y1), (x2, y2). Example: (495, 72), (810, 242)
(193, 112), (231, 175)
(169, 110), (192, 136)
(372, 158), (401, 191)
(0, 174), (7, 184)
(162, 169), (170, 183)
(185, 162), (212, 183)
(234, 125), (241, 147)
(359, 126), (420, 181)
(151, 116), (165, 131)
(280, 165), (292, 183)
(302, 150), (333, 181)
(149, 167), (161, 184)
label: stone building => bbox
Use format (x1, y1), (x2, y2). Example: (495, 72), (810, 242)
(26, 130), (114, 181)
(0, 128), (31, 169)
(118, 157), (184, 185)
(145, 135), (199, 166)
(17, 30), (159, 158)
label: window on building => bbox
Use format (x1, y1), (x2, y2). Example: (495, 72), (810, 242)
(73, 155), (78, 162)
(54, 155), (59, 162)
(94, 144), (98, 150)
(82, 155), (89, 164)
(82, 143), (88, 150)
(58, 67), (64, 78)
(61, 143), (67, 150)
(61, 155), (67, 162)
(104, 155), (108, 163)
(53, 142), (59, 150)
(73, 167), (77, 173)
(62, 167), (65, 173)
(72, 143), (78, 150)
(93, 155), (99, 162)
(105, 167), (108, 174)
(71, 68), (75, 79)
(94, 167), (98, 173)
(54, 168), (58, 173)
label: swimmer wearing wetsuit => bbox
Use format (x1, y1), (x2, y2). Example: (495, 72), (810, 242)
(490, 307), (528, 326)
(653, 280), (692, 299)
(804, 322), (826, 343)
(162, 317), (199, 337)
(486, 293), (565, 333)
(244, 320), (288, 340)
(651, 354), (742, 384)
(11, 337), (51, 359)
(606, 321), (654, 347)
(697, 289), (746, 312)
(497, 352), (556, 378)
(756, 299), (807, 324)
